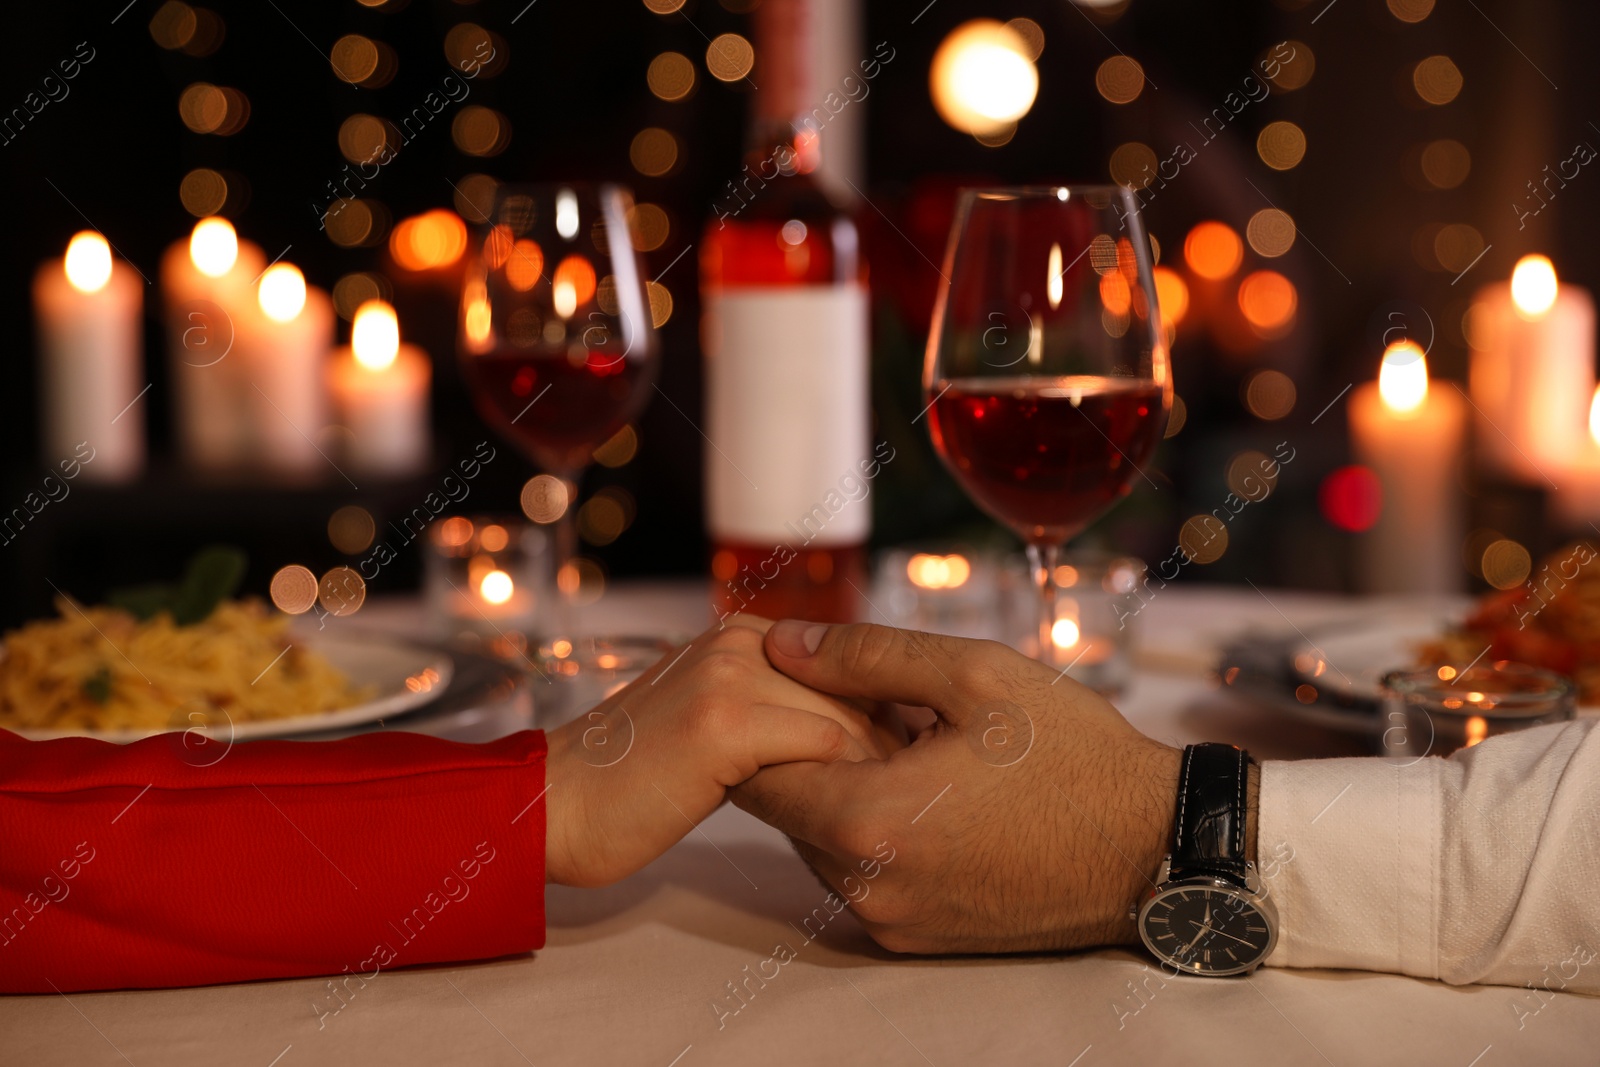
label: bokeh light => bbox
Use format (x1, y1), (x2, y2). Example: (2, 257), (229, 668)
(452, 173), (499, 222)
(318, 567), (367, 617)
(1243, 368), (1298, 419)
(1413, 56), (1463, 105)
(1265, 41), (1314, 90)
(390, 209), (468, 271)
(1256, 121), (1306, 170)
(1482, 539), (1532, 590)
(647, 280), (674, 327)
(1153, 266), (1188, 325)
(327, 505), (376, 554)
(1320, 466), (1382, 532)
(504, 239), (545, 291)
(452, 106), (510, 156)
(1109, 142), (1158, 188)
(1165, 395), (1187, 438)
(1419, 139), (1471, 189)
(332, 272), (391, 320)
(1095, 56), (1144, 104)
(627, 203), (670, 252)
(338, 114), (391, 165)
(1238, 270), (1298, 336)
(706, 33), (754, 82)
(331, 34), (380, 84)
(648, 52), (696, 100)
(179, 168), (228, 217)
(1246, 208), (1296, 257)
(149, 1), (197, 49)
(1388, 0), (1434, 20)
(630, 127), (679, 177)
(929, 20), (1039, 136)
(1432, 223), (1484, 274)
(1184, 222), (1243, 280)
(178, 83), (248, 135)
(1179, 515), (1229, 564)
(270, 565), (319, 615)
(521, 474), (569, 523)
(1227, 450), (1280, 499)
(593, 424), (639, 468)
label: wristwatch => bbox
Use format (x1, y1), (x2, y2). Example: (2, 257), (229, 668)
(1131, 742), (1278, 976)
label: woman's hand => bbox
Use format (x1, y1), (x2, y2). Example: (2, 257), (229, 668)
(543, 617), (890, 887)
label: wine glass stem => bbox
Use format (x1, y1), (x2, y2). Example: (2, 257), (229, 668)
(552, 470), (581, 641)
(1026, 541), (1060, 664)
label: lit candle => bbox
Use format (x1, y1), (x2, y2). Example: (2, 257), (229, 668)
(160, 217), (267, 470)
(1469, 255), (1596, 482)
(244, 264), (334, 476)
(1350, 341), (1467, 593)
(328, 300), (431, 476)
(31, 232), (145, 481)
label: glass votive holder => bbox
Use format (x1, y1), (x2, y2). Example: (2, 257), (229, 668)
(424, 515), (552, 649)
(871, 547), (1008, 641)
(1010, 552), (1147, 697)
(1380, 661), (1575, 759)
(536, 634), (677, 729)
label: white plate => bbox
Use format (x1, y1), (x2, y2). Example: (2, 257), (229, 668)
(11, 632), (454, 743)
(1290, 611), (1454, 703)
(1289, 613), (1600, 719)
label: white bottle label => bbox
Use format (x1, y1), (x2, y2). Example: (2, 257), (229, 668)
(702, 284), (871, 546)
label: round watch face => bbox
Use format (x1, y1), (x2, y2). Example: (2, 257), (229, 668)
(1138, 881), (1275, 976)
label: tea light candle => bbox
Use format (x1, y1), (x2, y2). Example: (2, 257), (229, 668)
(245, 264), (333, 475)
(161, 217), (266, 470)
(328, 300), (431, 476)
(32, 232), (145, 481)
(1350, 341), (1467, 594)
(1469, 255), (1596, 482)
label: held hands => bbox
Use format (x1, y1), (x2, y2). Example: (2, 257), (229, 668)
(543, 617), (887, 888)
(731, 620), (1182, 954)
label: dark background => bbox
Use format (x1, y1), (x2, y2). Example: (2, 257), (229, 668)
(1, 0), (1593, 626)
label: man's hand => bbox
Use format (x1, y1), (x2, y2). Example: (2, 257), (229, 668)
(543, 618), (887, 888)
(730, 620), (1182, 954)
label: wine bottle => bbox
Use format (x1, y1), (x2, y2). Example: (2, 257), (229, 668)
(700, 0), (871, 625)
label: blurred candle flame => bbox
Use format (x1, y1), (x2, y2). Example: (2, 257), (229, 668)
(1464, 715), (1488, 747)
(1510, 254), (1558, 318)
(1378, 340), (1428, 415)
(64, 231), (112, 293)
(1050, 617), (1081, 649)
(258, 264), (307, 322)
(190, 217), (238, 278)
(479, 569), (514, 605)
(1589, 387), (1600, 448)
(906, 553), (971, 590)
(352, 300), (400, 371)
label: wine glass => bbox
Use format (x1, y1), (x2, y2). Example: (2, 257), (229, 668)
(923, 186), (1170, 670)
(458, 182), (660, 638)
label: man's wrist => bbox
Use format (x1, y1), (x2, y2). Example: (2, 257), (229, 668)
(1103, 742), (1182, 946)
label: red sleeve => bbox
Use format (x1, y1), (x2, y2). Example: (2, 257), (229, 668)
(0, 727), (547, 994)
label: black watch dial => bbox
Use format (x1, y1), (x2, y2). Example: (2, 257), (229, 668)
(1139, 883), (1274, 976)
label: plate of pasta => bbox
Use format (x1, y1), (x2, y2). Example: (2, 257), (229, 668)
(0, 597), (454, 743)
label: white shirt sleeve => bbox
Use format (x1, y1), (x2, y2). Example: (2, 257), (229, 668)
(1258, 718), (1600, 996)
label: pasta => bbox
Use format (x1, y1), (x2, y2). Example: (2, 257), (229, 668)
(0, 598), (371, 733)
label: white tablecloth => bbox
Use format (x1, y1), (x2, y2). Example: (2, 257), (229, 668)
(6, 583), (1596, 1066)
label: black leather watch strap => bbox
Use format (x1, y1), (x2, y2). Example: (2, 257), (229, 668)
(1169, 743), (1252, 881)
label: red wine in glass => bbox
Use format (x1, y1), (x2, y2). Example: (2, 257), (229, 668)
(928, 376), (1165, 544)
(461, 347), (656, 475)
(923, 186), (1170, 671)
